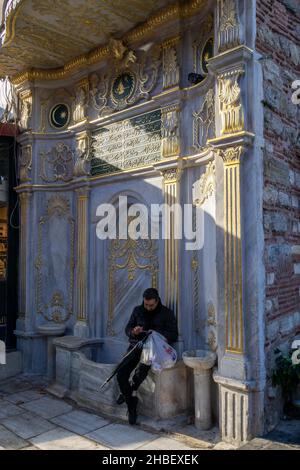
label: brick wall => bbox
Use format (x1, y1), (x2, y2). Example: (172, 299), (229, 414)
(256, 0), (300, 431)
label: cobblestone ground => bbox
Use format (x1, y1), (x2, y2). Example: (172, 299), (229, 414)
(0, 375), (299, 450)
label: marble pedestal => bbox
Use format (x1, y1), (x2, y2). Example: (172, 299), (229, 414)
(183, 349), (217, 430)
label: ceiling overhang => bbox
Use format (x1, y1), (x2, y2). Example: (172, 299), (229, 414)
(0, 0), (210, 84)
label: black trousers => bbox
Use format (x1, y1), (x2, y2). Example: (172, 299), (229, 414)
(116, 347), (151, 403)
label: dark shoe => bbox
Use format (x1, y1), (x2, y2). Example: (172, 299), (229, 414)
(116, 393), (125, 405)
(127, 396), (138, 425)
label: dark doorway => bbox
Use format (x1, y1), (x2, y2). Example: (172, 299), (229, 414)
(0, 136), (19, 350)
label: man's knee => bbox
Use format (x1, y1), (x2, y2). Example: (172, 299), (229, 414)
(135, 363), (151, 381)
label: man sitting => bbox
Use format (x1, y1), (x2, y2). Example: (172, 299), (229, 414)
(116, 288), (178, 425)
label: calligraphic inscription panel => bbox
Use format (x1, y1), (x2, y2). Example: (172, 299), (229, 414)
(91, 110), (162, 175)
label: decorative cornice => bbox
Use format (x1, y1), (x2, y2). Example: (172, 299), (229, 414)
(207, 45), (253, 74)
(162, 35), (181, 49)
(2, 0), (24, 46)
(207, 131), (255, 149)
(10, 0), (207, 86)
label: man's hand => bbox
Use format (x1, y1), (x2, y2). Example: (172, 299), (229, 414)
(131, 326), (145, 336)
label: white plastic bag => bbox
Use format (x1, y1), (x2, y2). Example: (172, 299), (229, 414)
(140, 331), (177, 373)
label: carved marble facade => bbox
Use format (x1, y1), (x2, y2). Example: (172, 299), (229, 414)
(10, 0), (267, 447)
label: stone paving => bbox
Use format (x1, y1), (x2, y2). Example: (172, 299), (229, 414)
(0, 374), (298, 451)
(239, 420), (300, 450)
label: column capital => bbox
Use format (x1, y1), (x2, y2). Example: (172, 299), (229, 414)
(75, 185), (90, 198)
(220, 145), (243, 164)
(18, 190), (33, 203)
(154, 159), (183, 183)
(162, 167), (182, 183)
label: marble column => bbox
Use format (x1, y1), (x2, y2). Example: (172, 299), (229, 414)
(159, 164), (184, 354)
(18, 191), (32, 329)
(206, 0), (265, 445)
(74, 186), (90, 338)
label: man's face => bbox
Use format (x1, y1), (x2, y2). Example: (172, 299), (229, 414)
(143, 298), (159, 312)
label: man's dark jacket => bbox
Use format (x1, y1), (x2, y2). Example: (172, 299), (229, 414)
(125, 299), (178, 346)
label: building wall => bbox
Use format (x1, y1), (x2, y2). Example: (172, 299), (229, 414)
(14, 5), (220, 371)
(256, 0), (300, 431)
(11, 0), (270, 442)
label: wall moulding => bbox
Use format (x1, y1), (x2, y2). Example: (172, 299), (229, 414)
(206, 45), (253, 74)
(35, 195), (75, 324)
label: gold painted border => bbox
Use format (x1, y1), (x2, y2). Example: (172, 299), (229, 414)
(10, 0), (207, 85)
(2, 0), (25, 46)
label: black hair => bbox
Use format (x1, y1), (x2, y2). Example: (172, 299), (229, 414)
(143, 288), (159, 301)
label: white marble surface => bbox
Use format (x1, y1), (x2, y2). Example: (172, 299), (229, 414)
(4, 390), (45, 404)
(138, 436), (196, 450)
(0, 375), (236, 450)
(20, 396), (73, 419)
(1, 412), (56, 439)
(85, 423), (158, 450)
(0, 379), (33, 395)
(30, 427), (108, 450)
(0, 401), (25, 419)
(0, 424), (29, 449)
(213, 441), (237, 450)
(50, 410), (110, 435)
